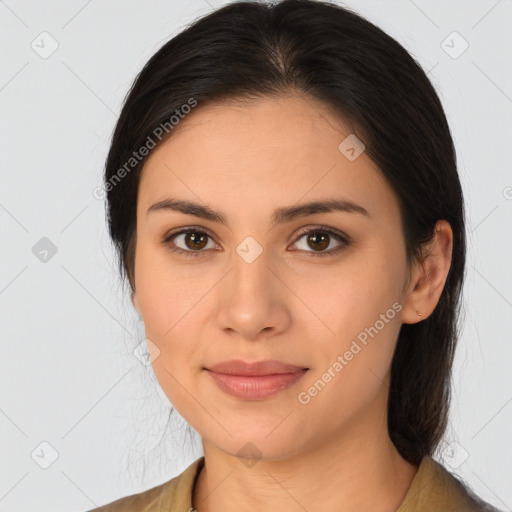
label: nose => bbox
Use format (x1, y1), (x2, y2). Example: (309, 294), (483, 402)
(213, 246), (292, 341)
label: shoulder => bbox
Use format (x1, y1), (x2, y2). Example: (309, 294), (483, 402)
(86, 456), (204, 512)
(398, 455), (504, 512)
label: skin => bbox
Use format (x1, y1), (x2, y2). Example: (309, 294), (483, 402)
(131, 92), (453, 512)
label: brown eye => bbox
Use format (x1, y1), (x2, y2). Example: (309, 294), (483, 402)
(183, 231), (209, 250)
(163, 229), (216, 257)
(306, 231), (330, 251)
(290, 227), (349, 257)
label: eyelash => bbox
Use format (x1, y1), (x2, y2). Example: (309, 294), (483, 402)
(161, 225), (350, 258)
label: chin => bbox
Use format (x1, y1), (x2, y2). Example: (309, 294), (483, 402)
(210, 428), (307, 464)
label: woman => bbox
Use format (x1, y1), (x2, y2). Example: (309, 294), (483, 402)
(90, 0), (502, 510)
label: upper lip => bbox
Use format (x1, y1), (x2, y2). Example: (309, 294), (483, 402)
(205, 359), (309, 376)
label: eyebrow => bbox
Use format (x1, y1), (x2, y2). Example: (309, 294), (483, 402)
(146, 197), (370, 226)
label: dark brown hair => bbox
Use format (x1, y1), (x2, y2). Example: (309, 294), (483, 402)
(103, 0), (466, 466)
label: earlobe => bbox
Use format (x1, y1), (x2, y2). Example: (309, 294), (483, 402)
(401, 220), (453, 324)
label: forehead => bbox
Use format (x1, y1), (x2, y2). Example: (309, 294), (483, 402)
(138, 94), (399, 225)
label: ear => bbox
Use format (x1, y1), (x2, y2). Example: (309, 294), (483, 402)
(401, 220), (453, 324)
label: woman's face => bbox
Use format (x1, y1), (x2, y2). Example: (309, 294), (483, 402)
(132, 93), (414, 461)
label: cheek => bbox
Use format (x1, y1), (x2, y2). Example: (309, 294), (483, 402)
(295, 288), (401, 435)
(294, 253), (403, 343)
(295, 247), (404, 394)
(134, 240), (205, 335)
(134, 244), (204, 392)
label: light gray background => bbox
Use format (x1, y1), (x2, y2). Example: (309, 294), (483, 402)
(0, 0), (511, 511)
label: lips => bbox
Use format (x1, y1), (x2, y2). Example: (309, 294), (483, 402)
(205, 359), (308, 376)
(204, 359), (309, 400)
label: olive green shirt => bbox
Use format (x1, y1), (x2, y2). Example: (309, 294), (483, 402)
(88, 455), (502, 511)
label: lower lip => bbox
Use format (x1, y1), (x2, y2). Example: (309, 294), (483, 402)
(206, 369), (308, 400)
